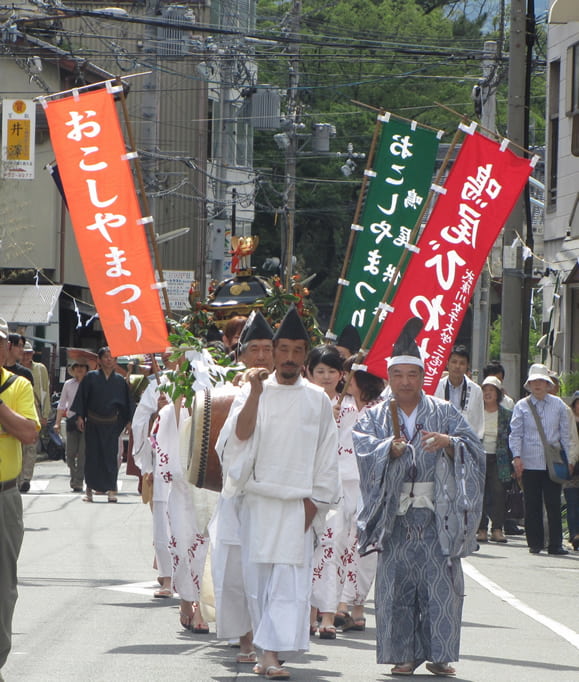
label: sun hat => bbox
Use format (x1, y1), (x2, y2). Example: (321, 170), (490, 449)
(23, 341), (33, 352)
(524, 363), (554, 390)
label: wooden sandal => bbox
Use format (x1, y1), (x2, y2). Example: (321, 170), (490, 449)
(318, 625), (337, 639)
(333, 610), (350, 627)
(425, 662), (456, 677)
(236, 651), (257, 664)
(391, 662), (418, 676)
(342, 616), (366, 632)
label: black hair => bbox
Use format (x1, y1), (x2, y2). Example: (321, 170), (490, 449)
(205, 325), (223, 343)
(344, 352), (385, 403)
(482, 361), (505, 380)
(449, 344), (470, 364)
(97, 346), (111, 358)
(306, 344), (344, 374)
(8, 333), (25, 346)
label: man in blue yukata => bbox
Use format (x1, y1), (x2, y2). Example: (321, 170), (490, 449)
(353, 318), (485, 677)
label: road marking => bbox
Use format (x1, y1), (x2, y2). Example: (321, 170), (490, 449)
(101, 580), (173, 598)
(26, 480), (125, 493)
(463, 559), (579, 649)
(29, 480), (50, 492)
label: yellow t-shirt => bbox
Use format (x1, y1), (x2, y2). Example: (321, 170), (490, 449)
(0, 368), (41, 481)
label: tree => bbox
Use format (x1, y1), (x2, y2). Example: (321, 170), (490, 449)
(251, 0), (544, 323)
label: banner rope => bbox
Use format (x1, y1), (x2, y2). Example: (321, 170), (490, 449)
(351, 99), (446, 135)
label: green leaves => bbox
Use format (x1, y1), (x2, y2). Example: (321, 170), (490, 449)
(160, 321), (244, 408)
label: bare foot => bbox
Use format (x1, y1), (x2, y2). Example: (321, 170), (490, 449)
(239, 631), (254, 655)
(192, 602), (209, 633)
(179, 599), (195, 630)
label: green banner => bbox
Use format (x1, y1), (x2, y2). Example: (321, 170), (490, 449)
(333, 115), (441, 345)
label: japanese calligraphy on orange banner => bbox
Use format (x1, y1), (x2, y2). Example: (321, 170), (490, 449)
(44, 87), (168, 355)
(365, 131), (535, 391)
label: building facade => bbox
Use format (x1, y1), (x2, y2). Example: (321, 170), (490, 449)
(542, 3), (579, 373)
(1, 1), (259, 362)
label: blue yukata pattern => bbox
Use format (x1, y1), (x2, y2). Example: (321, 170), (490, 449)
(353, 393), (485, 665)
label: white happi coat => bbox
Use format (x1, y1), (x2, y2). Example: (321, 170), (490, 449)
(221, 374), (341, 565)
(435, 375), (484, 440)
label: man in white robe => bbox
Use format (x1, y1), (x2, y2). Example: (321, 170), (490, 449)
(211, 311), (274, 663)
(220, 305), (340, 680)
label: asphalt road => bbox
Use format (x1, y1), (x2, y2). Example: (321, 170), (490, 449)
(2, 459), (579, 682)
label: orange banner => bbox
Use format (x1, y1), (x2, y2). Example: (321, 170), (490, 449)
(44, 87), (168, 355)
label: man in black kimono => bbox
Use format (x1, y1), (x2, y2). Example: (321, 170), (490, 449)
(72, 347), (134, 502)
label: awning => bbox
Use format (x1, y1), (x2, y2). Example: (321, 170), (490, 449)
(0, 284), (62, 325)
(549, 0), (579, 23)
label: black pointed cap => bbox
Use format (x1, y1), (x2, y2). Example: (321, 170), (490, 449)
(272, 304), (310, 343)
(239, 311), (274, 344)
(336, 324), (361, 355)
(388, 317), (424, 369)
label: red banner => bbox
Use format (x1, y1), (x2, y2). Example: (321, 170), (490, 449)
(365, 131), (534, 392)
(44, 87), (168, 355)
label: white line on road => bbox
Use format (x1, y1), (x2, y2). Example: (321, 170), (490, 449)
(25, 480), (124, 493)
(463, 559), (579, 650)
(29, 480), (50, 491)
(102, 580), (171, 597)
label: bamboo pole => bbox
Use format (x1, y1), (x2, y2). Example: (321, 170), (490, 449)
(337, 123), (466, 405)
(434, 101), (530, 156)
(326, 110), (385, 339)
(328, 105), (452, 344)
(34, 72), (151, 103)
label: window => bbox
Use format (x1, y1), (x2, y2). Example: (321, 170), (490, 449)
(548, 59), (560, 207)
(571, 45), (579, 157)
(572, 44), (579, 114)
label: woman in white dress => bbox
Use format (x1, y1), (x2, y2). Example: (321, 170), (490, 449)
(335, 354), (384, 632)
(306, 345), (345, 639)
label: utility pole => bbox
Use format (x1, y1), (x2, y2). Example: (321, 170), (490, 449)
(210, 43), (234, 282)
(282, 0), (301, 290)
(520, 0), (536, 382)
(500, 0), (527, 400)
(471, 40), (498, 381)
(141, 0), (160, 221)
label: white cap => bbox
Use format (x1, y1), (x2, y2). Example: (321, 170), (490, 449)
(481, 375), (503, 390)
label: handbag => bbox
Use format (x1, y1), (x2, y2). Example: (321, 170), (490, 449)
(46, 430), (65, 461)
(505, 479), (525, 519)
(527, 398), (571, 484)
(65, 415), (79, 432)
